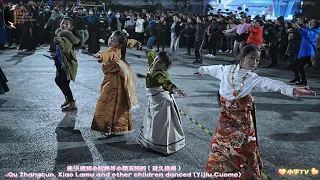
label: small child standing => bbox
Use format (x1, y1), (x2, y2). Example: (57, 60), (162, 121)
(91, 30), (138, 135)
(54, 17), (81, 111)
(137, 49), (187, 155)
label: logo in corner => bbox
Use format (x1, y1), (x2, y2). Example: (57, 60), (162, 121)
(3, 4), (18, 29)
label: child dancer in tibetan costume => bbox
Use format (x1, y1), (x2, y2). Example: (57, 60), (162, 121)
(54, 17), (81, 111)
(196, 45), (316, 180)
(138, 49), (187, 155)
(91, 30), (138, 135)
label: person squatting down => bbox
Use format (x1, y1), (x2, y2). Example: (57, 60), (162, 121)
(137, 49), (187, 155)
(54, 17), (81, 111)
(196, 45), (316, 180)
(91, 30), (138, 136)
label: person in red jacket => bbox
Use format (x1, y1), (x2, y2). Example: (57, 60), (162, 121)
(246, 20), (263, 47)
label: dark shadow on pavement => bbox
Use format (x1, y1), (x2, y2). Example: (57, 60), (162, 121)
(5, 51), (35, 65)
(94, 140), (162, 162)
(255, 103), (319, 120)
(0, 99), (7, 107)
(53, 110), (93, 173)
(269, 126), (320, 141)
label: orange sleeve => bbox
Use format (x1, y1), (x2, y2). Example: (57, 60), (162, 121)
(127, 39), (135, 48)
(98, 48), (121, 63)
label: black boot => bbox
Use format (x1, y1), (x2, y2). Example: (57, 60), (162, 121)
(289, 78), (300, 83)
(296, 80), (307, 86)
(199, 60), (202, 64)
(193, 60), (199, 64)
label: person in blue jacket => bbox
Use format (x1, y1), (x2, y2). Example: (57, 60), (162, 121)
(291, 19), (320, 86)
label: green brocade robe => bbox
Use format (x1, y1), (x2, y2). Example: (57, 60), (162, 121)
(145, 50), (176, 92)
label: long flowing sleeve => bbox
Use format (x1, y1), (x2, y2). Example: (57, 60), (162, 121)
(198, 65), (224, 80)
(146, 50), (156, 66)
(252, 76), (297, 97)
(97, 48), (121, 63)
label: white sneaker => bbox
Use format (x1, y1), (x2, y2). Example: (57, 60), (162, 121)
(205, 54), (211, 57)
(229, 50), (233, 53)
(210, 55), (216, 58)
(225, 50), (230, 53)
(99, 39), (105, 43)
(219, 50), (222, 52)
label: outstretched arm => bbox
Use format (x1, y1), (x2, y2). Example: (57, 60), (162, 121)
(146, 49), (156, 66)
(197, 65), (224, 80)
(253, 76), (316, 97)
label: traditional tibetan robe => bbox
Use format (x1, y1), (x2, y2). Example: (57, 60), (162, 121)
(91, 47), (138, 133)
(199, 64), (296, 180)
(127, 39), (141, 48)
(138, 50), (185, 155)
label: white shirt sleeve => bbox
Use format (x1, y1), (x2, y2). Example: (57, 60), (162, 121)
(198, 65), (225, 80)
(252, 76), (297, 97)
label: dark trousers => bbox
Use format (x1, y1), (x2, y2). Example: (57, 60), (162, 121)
(0, 43), (4, 50)
(217, 34), (225, 50)
(292, 56), (309, 81)
(208, 35), (217, 55)
(270, 45), (278, 66)
(226, 35), (234, 51)
(156, 36), (166, 51)
(195, 39), (204, 61)
(135, 32), (144, 45)
(185, 36), (193, 54)
(7, 28), (20, 46)
(55, 69), (74, 102)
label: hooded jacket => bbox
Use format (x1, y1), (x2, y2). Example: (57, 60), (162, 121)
(54, 29), (79, 81)
(298, 28), (320, 59)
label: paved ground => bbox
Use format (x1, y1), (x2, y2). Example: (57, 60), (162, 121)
(0, 45), (319, 180)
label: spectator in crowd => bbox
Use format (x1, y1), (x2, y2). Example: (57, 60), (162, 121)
(45, 6), (64, 52)
(225, 18), (236, 53)
(291, 19), (320, 85)
(156, 16), (168, 52)
(217, 17), (227, 52)
(193, 17), (206, 64)
(87, 9), (100, 54)
(223, 16), (250, 63)
(75, 7), (89, 50)
(246, 20), (263, 47)
(170, 15), (184, 60)
(183, 17), (195, 55)
(135, 13), (145, 49)
(124, 12), (136, 38)
(146, 14), (157, 50)
(206, 16), (219, 58)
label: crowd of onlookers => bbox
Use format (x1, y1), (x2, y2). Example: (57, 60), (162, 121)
(0, 2), (319, 84)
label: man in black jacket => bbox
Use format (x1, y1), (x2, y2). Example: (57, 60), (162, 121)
(184, 17), (195, 55)
(206, 17), (219, 58)
(75, 7), (89, 49)
(156, 16), (169, 52)
(193, 17), (206, 64)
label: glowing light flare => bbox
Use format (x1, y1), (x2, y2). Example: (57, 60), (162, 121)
(8, 21), (16, 29)
(10, 4), (17, 11)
